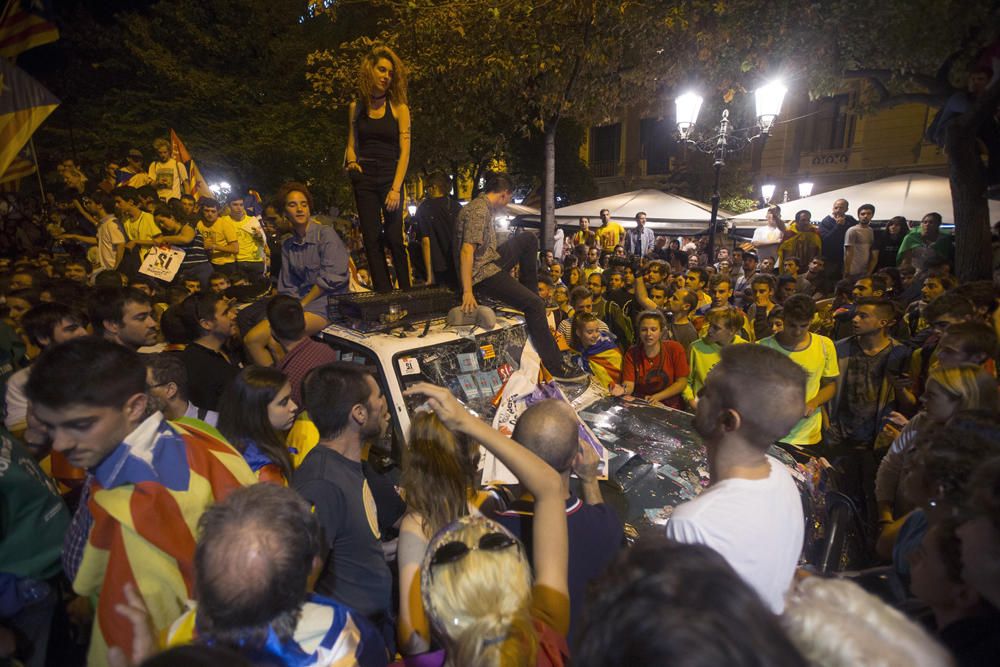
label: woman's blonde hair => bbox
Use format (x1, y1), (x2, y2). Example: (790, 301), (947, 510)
(706, 306), (745, 333)
(571, 311), (600, 351)
(782, 577), (952, 667)
(402, 411), (478, 537)
(421, 516), (536, 667)
(928, 363), (999, 412)
(358, 44), (408, 107)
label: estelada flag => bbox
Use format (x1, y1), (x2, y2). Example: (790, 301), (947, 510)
(0, 58), (58, 178)
(0, 142), (37, 185)
(0, 0), (59, 58)
(169, 128), (214, 200)
(74, 420), (256, 666)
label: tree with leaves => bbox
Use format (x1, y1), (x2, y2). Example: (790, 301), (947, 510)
(307, 0), (678, 247)
(31, 0), (383, 209)
(639, 0), (999, 279)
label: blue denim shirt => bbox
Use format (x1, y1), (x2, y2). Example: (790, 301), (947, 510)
(278, 221), (349, 299)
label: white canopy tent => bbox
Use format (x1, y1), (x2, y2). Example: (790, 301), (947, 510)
(516, 189), (733, 235)
(729, 173), (1000, 226)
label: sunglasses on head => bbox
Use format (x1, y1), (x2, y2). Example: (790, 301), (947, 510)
(429, 532), (518, 572)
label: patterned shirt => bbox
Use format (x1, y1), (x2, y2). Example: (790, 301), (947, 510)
(455, 195), (500, 284)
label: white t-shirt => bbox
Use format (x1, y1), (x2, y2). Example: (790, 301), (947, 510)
(96, 215), (125, 270)
(751, 225), (784, 260)
(4, 366), (30, 432)
(665, 457), (804, 613)
(844, 224), (874, 276)
(148, 159), (188, 200)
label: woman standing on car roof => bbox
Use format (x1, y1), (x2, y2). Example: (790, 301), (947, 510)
(345, 44), (412, 293)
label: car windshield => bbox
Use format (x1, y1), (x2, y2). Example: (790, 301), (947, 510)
(394, 322), (526, 422)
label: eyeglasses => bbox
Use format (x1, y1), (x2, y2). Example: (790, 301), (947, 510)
(429, 532), (518, 575)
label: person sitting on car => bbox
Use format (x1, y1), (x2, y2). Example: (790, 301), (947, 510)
(666, 344), (807, 613)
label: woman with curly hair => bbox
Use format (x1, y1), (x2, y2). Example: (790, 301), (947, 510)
(345, 44), (412, 293)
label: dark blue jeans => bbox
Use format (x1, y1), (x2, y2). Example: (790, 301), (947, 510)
(474, 233), (564, 372)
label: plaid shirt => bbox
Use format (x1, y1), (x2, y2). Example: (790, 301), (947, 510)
(62, 475), (93, 581)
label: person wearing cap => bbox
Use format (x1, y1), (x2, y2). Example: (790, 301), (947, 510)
(117, 149), (153, 188)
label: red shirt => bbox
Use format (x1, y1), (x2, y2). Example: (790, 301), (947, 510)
(622, 341), (689, 408)
(277, 338), (341, 407)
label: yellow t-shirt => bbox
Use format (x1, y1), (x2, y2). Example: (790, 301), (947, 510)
(197, 217), (238, 265)
(226, 215), (266, 263)
(682, 336), (748, 405)
(597, 222), (624, 250)
(288, 412), (321, 469)
(758, 333), (839, 445)
(123, 211), (161, 259)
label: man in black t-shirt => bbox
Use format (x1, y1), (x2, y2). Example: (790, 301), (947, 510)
(414, 172), (461, 288)
(291, 362), (394, 638)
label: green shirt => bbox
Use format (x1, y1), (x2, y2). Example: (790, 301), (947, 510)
(896, 228), (953, 270)
(0, 432), (70, 580)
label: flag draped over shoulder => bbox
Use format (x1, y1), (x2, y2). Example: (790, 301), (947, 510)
(0, 58), (57, 178)
(76, 418), (256, 666)
(169, 129), (213, 201)
(0, 0), (59, 58)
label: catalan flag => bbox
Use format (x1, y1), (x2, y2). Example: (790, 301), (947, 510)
(74, 416), (256, 666)
(169, 128), (214, 200)
(0, 0), (59, 58)
(0, 58), (58, 179)
(0, 142), (36, 185)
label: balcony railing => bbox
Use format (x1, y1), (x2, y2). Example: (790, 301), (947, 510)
(590, 161), (620, 178)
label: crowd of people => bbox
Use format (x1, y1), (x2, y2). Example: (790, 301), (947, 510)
(1, 43), (1000, 667)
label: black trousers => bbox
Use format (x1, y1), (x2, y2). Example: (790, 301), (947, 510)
(351, 160), (411, 293)
(475, 234), (564, 372)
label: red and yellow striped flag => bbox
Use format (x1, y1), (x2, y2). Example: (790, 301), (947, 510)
(169, 128), (214, 200)
(0, 58), (58, 179)
(0, 0), (59, 58)
(75, 420), (256, 666)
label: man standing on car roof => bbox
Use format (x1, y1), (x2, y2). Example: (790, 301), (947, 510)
(456, 172), (586, 382)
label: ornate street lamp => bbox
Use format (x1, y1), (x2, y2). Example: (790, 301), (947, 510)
(798, 181), (814, 198)
(675, 81), (787, 263)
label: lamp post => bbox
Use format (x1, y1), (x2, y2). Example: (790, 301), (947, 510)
(798, 181), (814, 198)
(675, 81), (787, 264)
(761, 183), (777, 204)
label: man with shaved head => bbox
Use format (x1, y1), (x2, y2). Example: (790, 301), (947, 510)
(666, 344), (808, 613)
(490, 399), (623, 642)
(165, 483), (388, 665)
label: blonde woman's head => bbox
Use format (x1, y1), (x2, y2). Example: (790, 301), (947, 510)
(923, 364), (998, 423)
(421, 515), (535, 667)
(782, 577), (953, 667)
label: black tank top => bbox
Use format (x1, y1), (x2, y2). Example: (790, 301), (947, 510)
(356, 100), (400, 163)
